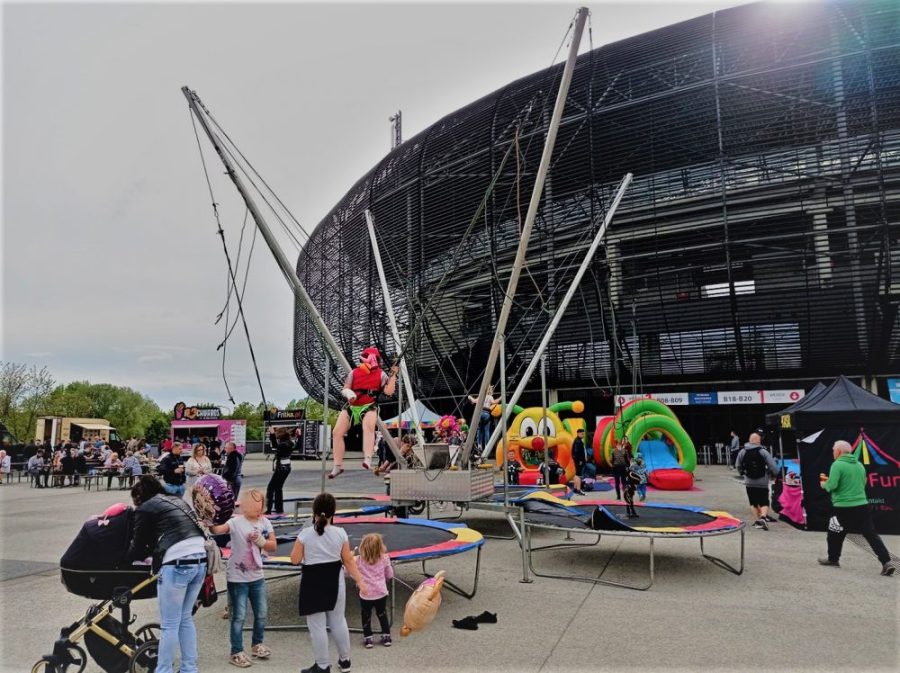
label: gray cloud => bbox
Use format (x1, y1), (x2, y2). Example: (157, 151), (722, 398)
(2, 1), (750, 410)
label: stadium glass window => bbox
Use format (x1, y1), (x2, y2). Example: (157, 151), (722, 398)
(701, 280), (756, 298)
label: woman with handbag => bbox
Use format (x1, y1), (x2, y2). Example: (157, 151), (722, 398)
(125, 475), (208, 673)
(291, 492), (368, 673)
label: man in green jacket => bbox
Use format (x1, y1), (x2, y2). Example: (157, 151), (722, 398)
(818, 440), (895, 576)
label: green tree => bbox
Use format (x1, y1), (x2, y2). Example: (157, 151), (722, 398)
(285, 397), (338, 426)
(0, 362), (55, 439)
(46, 381), (165, 439)
(229, 401), (265, 441)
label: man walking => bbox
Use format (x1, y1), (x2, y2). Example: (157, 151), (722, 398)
(735, 432), (778, 530)
(728, 431), (741, 469)
(221, 441), (244, 499)
(818, 440), (895, 576)
(571, 428), (587, 495)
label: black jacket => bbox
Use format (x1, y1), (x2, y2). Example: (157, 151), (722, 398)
(273, 440), (294, 465)
(157, 452), (186, 486)
(125, 494), (204, 571)
(572, 437), (586, 464)
(222, 450), (243, 482)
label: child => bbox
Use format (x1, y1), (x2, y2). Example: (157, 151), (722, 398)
(631, 453), (648, 501)
(210, 489), (277, 668)
(624, 465), (640, 518)
(505, 450), (524, 485)
(355, 533), (394, 648)
(291, 492), (367, 673)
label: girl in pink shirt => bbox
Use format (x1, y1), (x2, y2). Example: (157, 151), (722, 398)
(355, 533), (394, 648)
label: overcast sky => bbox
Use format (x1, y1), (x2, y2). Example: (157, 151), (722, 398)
(2, 0), (763, 412)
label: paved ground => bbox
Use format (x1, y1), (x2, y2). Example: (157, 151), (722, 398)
(2, 455), (897, 672)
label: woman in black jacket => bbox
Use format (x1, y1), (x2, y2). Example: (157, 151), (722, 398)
(265, 430), (293, 515)
(125, 475), (207, 673)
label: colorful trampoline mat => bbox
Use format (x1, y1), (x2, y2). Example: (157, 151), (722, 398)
(520, 491), (742, 534)
(225, 516), (484, 566)
(267, 495), (392, 521)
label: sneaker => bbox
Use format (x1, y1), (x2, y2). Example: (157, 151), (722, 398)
(758, 518), (769, 530)
(338, 659), (351, 673)
(251, 644), (271, 659)
(752, 520), (765, 529)
(817, 558), (840, 567)
(230, 652), (253, 668)
(300, 665), (330, 673)
(380, 634), (392, 647)
(881, 563), (896, 577)
(764, 515), (777, 523)
(363, 637), (374, 649)
(573, 489), (586, 496)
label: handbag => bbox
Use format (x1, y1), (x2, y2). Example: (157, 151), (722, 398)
(168, 496), (223, 575)
(197, 574), (218, 607)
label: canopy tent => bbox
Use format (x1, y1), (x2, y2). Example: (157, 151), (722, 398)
(764, 382), (826, 426)
(769, 376), (900, 533)
(383, 400), (442, 429)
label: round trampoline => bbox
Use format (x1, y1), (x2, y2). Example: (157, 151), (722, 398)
(519, 492), (745, 590)
(273, 494), (393, 522)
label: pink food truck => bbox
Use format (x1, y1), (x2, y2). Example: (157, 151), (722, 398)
(169, 402), (247, 454)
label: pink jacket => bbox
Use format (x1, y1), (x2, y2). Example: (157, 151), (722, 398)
(357, 554), (394, 600)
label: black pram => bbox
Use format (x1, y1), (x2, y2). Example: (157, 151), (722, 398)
(33, 504), (160, 673)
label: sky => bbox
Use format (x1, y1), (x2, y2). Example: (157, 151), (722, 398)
(2, 0), (764, 413)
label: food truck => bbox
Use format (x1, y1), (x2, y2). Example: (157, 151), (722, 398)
(169, 403), (246, 454)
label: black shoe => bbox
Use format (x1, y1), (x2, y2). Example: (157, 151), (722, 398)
(452, 616), (479, 630)
(301, 664), (330, 673)
(338, 658), (351, 673)
(474, 611), (497, 624)
(764, 515), (777, 523)
(881, 563), (896, 577)
(817, 558), (840, 567)
(573, 489), (586, 496)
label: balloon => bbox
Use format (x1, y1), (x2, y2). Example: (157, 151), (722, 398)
(400, 570), (445, 636)
(191, 474), (235, 525)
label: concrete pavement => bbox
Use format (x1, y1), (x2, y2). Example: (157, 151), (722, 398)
(1, 455), (896, 672)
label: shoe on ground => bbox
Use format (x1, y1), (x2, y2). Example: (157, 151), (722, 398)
(817, 558), (840, 567)
(474, 611), (497, 624)
(251, 644), (271, 659)
(452, 616), (479, 630)
(764, 515), (777, 522)
(338, 658), (351, 673)
(230, 652), (253, 668)
(363, 637), (374, 649)
(881, 563), (896, 577)
(752, 520), (764, 529)
(381, 634), (392, 647)
(573, 489), (586, 496)
(300, 664), (330, 673)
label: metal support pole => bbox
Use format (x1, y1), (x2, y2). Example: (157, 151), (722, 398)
(500, 337), (509, 506)
(540, 355), (549, 485)
(365, 210), (425, 459)
(461, 7), (590, 466)
(481, 173), (633, 459)
(321, 352), (330, 493)
(182, 86), (400, 460)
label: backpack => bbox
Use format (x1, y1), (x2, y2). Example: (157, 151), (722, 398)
(742, 448), (767, 479)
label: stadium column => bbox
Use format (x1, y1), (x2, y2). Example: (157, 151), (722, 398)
(813, 212), (831, 287)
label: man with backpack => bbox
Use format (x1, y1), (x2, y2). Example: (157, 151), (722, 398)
(735, 432), (778, 530)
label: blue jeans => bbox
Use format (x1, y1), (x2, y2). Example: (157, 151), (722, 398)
(157, 556), (206, 673)
(163, 482), (185, 497)
(637, 484), (647, 498)
(478, 411), (493, 449)
(228, 579), (268, 654)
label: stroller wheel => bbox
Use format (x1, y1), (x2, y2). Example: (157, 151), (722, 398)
(134, 623), (160, 644)
(129, 640), (159, 673)
(31, 644), (87, 673)
(31, 659), (53, 673)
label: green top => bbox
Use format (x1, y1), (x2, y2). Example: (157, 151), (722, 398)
(822, 453), (869, 508)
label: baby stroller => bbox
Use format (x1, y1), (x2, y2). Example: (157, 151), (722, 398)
(33, 504), (161, 673)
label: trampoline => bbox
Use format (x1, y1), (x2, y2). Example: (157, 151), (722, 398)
(520, 492), (745, 590)
(275, 494), (393, 522)
(224, 516), (484, 599)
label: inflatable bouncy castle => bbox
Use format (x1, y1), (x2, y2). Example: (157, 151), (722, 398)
(595, 399), (697, 490)
(494, 401), (586, 486)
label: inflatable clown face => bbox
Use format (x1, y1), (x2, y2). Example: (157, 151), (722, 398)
(501, 401), (585, 482)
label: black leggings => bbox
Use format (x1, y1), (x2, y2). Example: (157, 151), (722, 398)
(359, 596), (390, 637)
(266, 465), (291, 513)
(827, 505), (891, 565)
(612, 466), (628, 500)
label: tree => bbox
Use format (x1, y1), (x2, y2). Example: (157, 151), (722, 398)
(0, 362), (55, 439)
(285, 397), (338, 427)
(229, 401), (265, 441)
(46, 381), (165, 439)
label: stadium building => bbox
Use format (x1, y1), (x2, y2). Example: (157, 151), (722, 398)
(294, 1), (900, 441)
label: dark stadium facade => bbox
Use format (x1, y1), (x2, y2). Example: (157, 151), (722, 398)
(294, 1), (900, 439)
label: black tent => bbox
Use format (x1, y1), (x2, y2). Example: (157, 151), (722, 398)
(771, 376), (900, 534)
(764, 382), (826, 427)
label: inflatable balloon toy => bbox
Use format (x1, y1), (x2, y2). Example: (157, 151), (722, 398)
(192, 473), (235, 525)
(400, 570), (446, 637)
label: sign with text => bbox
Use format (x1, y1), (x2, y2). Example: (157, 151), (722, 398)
(173, 402), (221, 421)
(889, 379), (900, 404)
(689, 392), (718, 405)
(264, 408), (305, 422)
